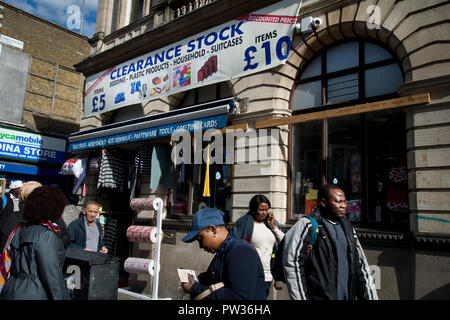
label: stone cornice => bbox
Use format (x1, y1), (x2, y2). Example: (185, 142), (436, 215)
(397, 75), (450, 96)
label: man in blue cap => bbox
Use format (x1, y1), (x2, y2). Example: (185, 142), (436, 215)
(181, 208), (267, 300)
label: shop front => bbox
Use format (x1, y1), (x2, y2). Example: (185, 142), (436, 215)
(73, 0), (450, 300)
(0, 126), (67, 194)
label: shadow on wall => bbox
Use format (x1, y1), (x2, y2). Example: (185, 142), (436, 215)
(32, 114), (80, 135)
(420, 283), (450, 300)
(376, 247), (412, 300)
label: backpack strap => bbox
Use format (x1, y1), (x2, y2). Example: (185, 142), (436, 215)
(1, 195), (7, 210)
(305, 215), (319, 245)
(304, 215), (319, 260)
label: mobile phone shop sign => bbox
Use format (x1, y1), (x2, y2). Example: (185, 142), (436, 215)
(83, 0), (301, 117)
(0, 127), (66, 164)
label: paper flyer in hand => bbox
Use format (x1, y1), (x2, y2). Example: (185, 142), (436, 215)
(177, 268), (198, 283)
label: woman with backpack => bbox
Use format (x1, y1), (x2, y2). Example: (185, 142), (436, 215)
(235, 194), (285, 297)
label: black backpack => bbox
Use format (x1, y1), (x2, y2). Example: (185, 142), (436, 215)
(270, 215), (319, 283)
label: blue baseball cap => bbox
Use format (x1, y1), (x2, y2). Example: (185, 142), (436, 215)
(182, 208), (225, 243)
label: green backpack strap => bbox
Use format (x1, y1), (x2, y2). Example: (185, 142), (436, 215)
(304, 215), (319, 260)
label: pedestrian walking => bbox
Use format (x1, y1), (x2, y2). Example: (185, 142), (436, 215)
(283, 183), (378, 300)
(235, 194), (284, 296)
(181, 208), (267, 300)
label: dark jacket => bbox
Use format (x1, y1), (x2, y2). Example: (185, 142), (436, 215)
(0, 209), (70, 251)
(0, 224), (70, 300)
(283, 209), (378, 300)
(189, 231), (266, 300)
(0, 195), (15, 250)
(0, 194), (13, 219)
(235, 213), (282, 242)
(68, 216), (104, 251)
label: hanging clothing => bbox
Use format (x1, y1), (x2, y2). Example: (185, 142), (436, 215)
(203, 144), (211, 197)
(150, 144), (174, 191)
(129, 144), (153, 199)
(97, 151), (126, 191)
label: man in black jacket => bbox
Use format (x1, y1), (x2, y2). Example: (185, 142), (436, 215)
(68, 201), (108, 254)
(283, 184), (378, 300)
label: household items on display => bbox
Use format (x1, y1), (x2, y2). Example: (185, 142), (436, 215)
(119, 196), (167, 300)
(61, 158), (87, 179)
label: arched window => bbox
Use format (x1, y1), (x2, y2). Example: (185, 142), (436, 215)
(293, 40), (403, 110)
(290, 40), (408, 230)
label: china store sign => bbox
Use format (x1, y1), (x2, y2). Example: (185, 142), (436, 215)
(0, 127), (66, 164)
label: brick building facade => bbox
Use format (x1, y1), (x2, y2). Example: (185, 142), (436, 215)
(0, 1), (90, 192)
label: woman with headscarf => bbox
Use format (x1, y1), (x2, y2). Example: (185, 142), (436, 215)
(0, 185), (70, 300)
(235, 194), (285, 296)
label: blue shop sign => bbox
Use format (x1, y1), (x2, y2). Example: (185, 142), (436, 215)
(0, 162), (65, 178)
(68, 114), (227, 152)
(0, 127), (66, 164)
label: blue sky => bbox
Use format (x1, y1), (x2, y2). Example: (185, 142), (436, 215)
(3, 0), (98, 37)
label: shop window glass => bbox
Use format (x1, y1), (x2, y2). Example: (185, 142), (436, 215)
(293, 80), (322, 110)
(327, 115), (362, 222)
(302, 55), (322, 78)
(290, 40), (406, 229)
(290, 109), (407, 228)
(364, 42), (393, 64)
(291, 121), (322, 218)
(366, 109), (408, 228)
(130, 0), (144, 23)
(365, 64), (403, 98)
(326, 42), (359, 73)
(327, 73), (359, 104)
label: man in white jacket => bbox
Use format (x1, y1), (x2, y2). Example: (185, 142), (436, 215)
(282, 184), (378, 300)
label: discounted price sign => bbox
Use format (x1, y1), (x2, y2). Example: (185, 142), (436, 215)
(83, 0), (302, 117)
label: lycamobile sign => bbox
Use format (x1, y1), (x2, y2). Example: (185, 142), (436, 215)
(0, 127), (66, 164)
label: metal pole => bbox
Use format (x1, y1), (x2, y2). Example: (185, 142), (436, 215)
(152, 197), (164, 300)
